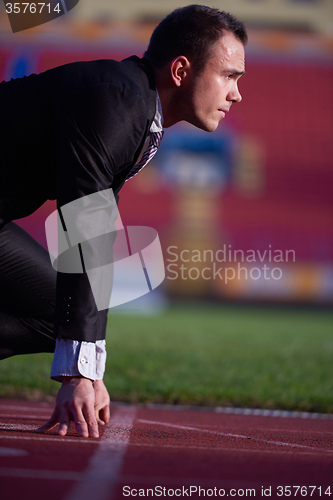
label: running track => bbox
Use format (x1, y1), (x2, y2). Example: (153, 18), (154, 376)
(0, 400), (333, 499)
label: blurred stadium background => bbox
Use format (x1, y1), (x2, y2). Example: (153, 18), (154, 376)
(1, 0), (332, 308)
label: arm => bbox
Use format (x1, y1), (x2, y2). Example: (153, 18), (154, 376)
(38, 79), (148, 437)
(39, 82), (146, 436)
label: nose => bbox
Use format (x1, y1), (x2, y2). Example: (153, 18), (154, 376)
(227, 82), (242, 103)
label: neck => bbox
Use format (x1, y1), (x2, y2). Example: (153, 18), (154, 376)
(153, 67), (183, 128)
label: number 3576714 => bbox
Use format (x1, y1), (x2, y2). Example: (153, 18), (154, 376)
(5, 3), (61, 14)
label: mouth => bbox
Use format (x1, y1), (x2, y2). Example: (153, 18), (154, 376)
(218, 108), (230, 118)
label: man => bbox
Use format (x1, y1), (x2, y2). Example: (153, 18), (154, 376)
(0, 5), (247, 437)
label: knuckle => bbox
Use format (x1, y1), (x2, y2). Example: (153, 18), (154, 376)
(75, 419), (86, 426)
(88, 420), (98, 427)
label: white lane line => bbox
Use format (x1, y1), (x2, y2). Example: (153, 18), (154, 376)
(0, 405), (53, 413)
(0, 467), (81, 480)
(64, 406), (135, 500)
(137, 419), (333, 455)
(0, 435), (97, 444)
(0, 413), (51, 420)
(126, 402), (333, 420)
(138, 419), (249, 439)
(0, 447), (28, 457)
(0, 436), (327, 458)
(0, 424), (37, 432)
(214, 406), (333, 420)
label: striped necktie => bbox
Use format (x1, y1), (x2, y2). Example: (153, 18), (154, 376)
(125, 130), (164, 181)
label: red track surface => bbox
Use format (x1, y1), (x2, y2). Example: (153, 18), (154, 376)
(0, 400), (332, 500)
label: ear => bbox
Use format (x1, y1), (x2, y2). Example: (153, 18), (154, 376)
(170, 56), (191, 87)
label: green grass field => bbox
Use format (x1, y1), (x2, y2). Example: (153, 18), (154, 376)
(0, 304), (332, 413)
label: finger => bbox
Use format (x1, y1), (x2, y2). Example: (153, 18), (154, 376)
(82, 406), (99, 438)
(56, 405), (73, 436)
(34, 408), (60, 434)
(95, 412), (105, 426)
(95, 406), (106, 425)
(57, 421), (70, 436)
(73, 407), (93, 438)
(35, 420), (59, 433)
(98, 404), (110, 426)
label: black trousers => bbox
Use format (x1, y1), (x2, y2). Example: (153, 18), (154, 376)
(0, 222), (56, 360)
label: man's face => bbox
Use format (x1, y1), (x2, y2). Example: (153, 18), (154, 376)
(181, 31), (245, 132)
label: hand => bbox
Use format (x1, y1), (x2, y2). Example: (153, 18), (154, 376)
(35, 376), (100, 438)
(93, 379), (110, 426)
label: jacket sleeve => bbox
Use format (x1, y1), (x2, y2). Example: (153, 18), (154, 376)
(53, 83), (148, 342)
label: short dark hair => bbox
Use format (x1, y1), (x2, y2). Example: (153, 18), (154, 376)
(144, 4), (248, 75)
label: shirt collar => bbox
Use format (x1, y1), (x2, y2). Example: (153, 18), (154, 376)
(150, 89), (164, 133)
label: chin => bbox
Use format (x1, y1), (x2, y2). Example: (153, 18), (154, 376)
(186, 115), (219, 133)
(202, 122), (219, 133)
(194, 120), (219, 133)
(207, 123), (219, 132)
(201, 115), (221, 132)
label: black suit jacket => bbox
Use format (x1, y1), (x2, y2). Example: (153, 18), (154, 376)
(0, 56), (157, 342)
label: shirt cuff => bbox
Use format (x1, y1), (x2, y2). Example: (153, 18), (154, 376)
(51, 339), (107, 382)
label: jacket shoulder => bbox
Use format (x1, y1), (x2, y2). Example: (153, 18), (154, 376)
(38, 56), (154, 103)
